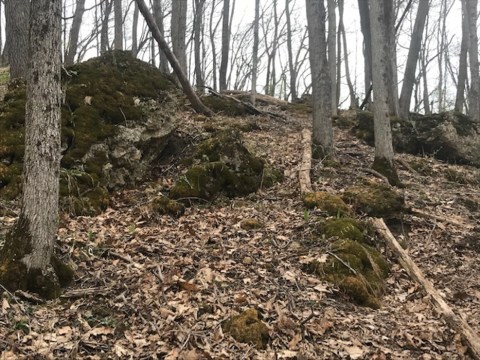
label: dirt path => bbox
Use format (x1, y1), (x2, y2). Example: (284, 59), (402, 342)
(1, 111), (479, 359)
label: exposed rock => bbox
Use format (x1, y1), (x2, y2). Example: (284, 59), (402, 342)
(350, 110), (480, 166)
(0, 51), (179, 215)
(169, 129), (281, 203)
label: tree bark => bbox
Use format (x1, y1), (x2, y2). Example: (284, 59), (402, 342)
(285, 0), (297, 101)
(153, 0), (169, 73)
(466, 0), (480, 122)
(65, 0), (87, 65)
(194, 0), (206, 89)
(251, 0), (261, 106)
(4, 0), (29, 79)
(134, 0), (213, 117)
(131, 1), (139, 55)
(219, 0), (230, 91)
(101, 0), (113, 54)
(327, 0), (337, 115)
(338, 0), (357, 108)
(306, 0), (333, 156)
(171, 0), (188, 75)
(455, 0), (468, 113)
(399, 0), (429, 119)
(369, 0), (399, 184)
(114, 0), (123, 50)
(0, 0), (69, 299)
(357, 0), (372, 104)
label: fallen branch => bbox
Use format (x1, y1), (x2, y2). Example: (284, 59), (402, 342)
(299, 129), (313, 194)
(411, 207), (474, 229)
(372, 218), (480, 359)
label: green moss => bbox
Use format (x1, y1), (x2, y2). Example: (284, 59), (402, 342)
(1, 51), (178, 215)
(222, 308), (270, 349)
(201, 95), (253, 116)
(303, 192), (350, 216)
(240, 218), (264, 230)
(306, 239), (390, 308)
(342, 181), (405, 218)
(409, 158), (434, 176)
(372, 156), (401, 187)
(444, 168), (471, 184)
(51, 255), (75, 287)
(316, 218), (366, 242)
(149, 196), (185, 217)
(171, 129), (278, 203)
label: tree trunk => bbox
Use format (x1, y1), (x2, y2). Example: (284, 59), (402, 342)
(466, 0), (480, 122)
(194, 0), (206, 89)
(285, 0), (297, 101)
(114, 0), (123, 50)
(219, 0), (230, 91)
(306, 0), (333, 156)
(209, 0), (221, 91)
(0, 0), (71, 299)
(65, 0), (87, 65)
(327, 0), (337, 115)
(369, 0), (399, 185)
(357, 0), (372, 105)
(153, 0), (169, 73)
(4, 0), (29, 79)
(132, 1), (139, 55)
(251, 0), (260, 106)
(338, 0), (357, 108)
(134, 0), (213, 117)
(101, 0), (113, 54)
(398, 0), (429, 119)
(455, 0), (468, 113)
(171, 0), (188, 75)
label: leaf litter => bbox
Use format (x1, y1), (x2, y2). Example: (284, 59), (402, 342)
(0, 109), (479, 359)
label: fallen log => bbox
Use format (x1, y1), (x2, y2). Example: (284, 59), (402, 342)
(299, 128), (313, 194)
(372, 218), (480, 359)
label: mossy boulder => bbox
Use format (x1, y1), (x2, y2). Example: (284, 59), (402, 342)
(170, 129), (280, 203)
(352, 110), (480, 167)
(240, 218), (264, 230)
(306, 239), (390, 308)
(148, 196), (185, 217)
(303, 192), (350, 216)
(342, 181), (405, 218)
(222, 308), (270, 349)
(315, 218), (367, 242)
(0, 50), (179, 215)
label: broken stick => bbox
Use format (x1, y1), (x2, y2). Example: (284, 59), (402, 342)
(299, 128), (313, 194)
(372, 218), (480, 359)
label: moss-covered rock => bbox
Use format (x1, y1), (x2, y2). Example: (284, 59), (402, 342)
(170, 129), (280, 203)
(315, 218), (367, 242)
(148, 196), (185, 217)
(306, 239), (390, 308)
(222, 308), (270, 349)
(372, 156), (401, 187)
(342, 181), (405, 218)
(240, 218), (264, 230)
(0, 50), (179, 215)
(201, 95), (255, 116)
(303, 192), (350, 217)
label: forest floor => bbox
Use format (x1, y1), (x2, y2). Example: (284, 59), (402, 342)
(1, 107), (480, 359)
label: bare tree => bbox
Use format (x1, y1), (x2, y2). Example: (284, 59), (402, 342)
(0, 0), (69, 298)
(114, 0), (124, 49)
(65, 0), (87, 65)
(132, 1), (139, 55)
(369, 0), (399, 184)
(306, 0), (333, 156)
(455, 0), (468, 113)
(251, 0), (261, 105)
(285, 0), (297, 101)
(327, 0), (337, 115)
(153, 0), (169, 73)
(101, 0), (113, 54)
(135, 0), (213, 116)
(4, 0), (29, 78)
(194, 0), (206, 88)
(219, 0), (231, 91)
(398, 0), (429, 118)
(357, 0), (372, 104)
(466, 0), (479, 122)
(172, 0), (188, 74)
(209, 0), (222, 90)
(338, 0), (357, 108)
